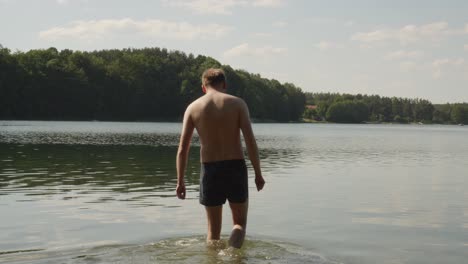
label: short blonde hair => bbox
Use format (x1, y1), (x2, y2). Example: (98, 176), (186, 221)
(202, 68), (226, 87)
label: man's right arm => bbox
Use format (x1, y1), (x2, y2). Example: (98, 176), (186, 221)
(239, 99), (265, 191)
(176, 105), (195, 199)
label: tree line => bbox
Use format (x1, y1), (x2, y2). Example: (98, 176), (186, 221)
(1, 45), (466, 124)
(304, 92), (468, 124)
(0, 46), (305, 122)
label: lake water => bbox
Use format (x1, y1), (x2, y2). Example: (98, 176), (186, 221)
(1, 121), (467, 264)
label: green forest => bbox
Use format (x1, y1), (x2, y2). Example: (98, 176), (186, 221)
(0, 46), (305, 122)
(1, 45), (467, 124)
(304, 93), (468, 124)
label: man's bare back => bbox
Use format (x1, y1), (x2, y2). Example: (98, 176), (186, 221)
(176, 68), (265, 249)
(188, 90), (244, 162)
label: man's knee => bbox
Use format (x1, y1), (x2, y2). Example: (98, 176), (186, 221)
(229, 201), (248, 225)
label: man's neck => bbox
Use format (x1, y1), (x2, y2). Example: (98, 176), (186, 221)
(205, 86), (226, 94)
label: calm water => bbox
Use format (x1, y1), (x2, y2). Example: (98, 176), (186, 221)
(1, 121), (467, 264)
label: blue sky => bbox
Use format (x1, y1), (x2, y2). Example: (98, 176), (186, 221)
(1, 0), (467, 103)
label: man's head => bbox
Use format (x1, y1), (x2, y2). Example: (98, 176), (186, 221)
(201, 68), (226, 93)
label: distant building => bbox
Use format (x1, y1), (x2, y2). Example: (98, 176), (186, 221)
(306, 105), (317, 110)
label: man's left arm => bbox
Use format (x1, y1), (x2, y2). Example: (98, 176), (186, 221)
(176, 106), (195, 199)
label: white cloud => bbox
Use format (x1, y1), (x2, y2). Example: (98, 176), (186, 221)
(316, 41), (343, 50)
(431, 58), (465, 78)
(352, 29), (389, 42)
(344, 20), (355, 27)
(464, 44), (468, 51)
(161, 0), (283, 15)
(55, 0), (88, 5)
(272, 21), (288, 28)
(162, 0), (241, 15)
(384, 50), (424, 60)
(39, 18), (232, 41)
(252, 32), (274, 38)
(223, 43), (287, 59)
(252, 0), (283, 7)
(300, 17), (337, 25)
(351, 22), (464, 45)
(399, 61), (417, 73)
(432, 58), (464, 67)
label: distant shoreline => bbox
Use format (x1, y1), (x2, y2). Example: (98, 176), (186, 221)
(301, 118), (465, 126)
(0, 119), (465, 126)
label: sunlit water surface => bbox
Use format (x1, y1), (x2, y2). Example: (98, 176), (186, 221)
(1, 121), (467, 264)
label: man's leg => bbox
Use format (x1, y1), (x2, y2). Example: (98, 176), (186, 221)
(228, 200), (248, 248)
(205, 205), (223, 242)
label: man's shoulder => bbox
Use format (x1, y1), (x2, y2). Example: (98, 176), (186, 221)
(231, 96), (249, 110)
(187, 94), (245, 111)
(224, 95), (249, 113)
(223, 93), (245, 104)
(187, 96), (205, 109)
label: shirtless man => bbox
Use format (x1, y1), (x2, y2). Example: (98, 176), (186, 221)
(176, 68), (265, 249)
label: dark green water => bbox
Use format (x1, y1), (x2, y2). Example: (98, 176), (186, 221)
(1, 121), (468, 264)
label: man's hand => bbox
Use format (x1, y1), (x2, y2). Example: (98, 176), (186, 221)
(255, 175), (265, 191)
(176, 183), (186, 199)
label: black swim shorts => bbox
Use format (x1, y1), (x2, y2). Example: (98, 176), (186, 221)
(199, 159), (248, 206)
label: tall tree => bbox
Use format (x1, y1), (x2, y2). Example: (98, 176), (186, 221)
(0, 46), (306, 122)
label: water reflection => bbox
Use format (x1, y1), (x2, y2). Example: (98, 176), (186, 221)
(0, 142), (304, 225)
(2, 121), (468, 264)
(0, 122), (306, 202)
(0, 144), (201, 203)
(0, 131), (189, 146)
